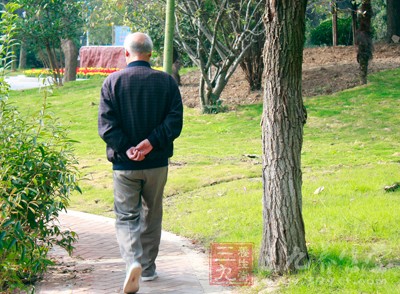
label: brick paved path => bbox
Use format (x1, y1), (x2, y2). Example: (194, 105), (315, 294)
(36, 210), (232, 294)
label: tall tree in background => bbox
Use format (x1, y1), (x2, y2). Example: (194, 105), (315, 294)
(387, 0), (400, 43)
(356, 0), (373, 84)
(259, 0), (309, 273)
(82, 0), (124, 46)
(100, 0), (165, 56)
(16, 0), (84, 85)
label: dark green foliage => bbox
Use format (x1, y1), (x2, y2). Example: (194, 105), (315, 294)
(310, 18), (353, 46)
(0, 4), (79, 292)
(15, 39), (45, 69)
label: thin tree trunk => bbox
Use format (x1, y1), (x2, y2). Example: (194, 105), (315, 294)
(332, 0), (338, 46)
(171, 47), (181, 85)
(199, 75), (214, 113)
(351, 2), (358, 46)
(19, 40), (27, 70)
(163, 0), (175, 74)
(356, 0), (373, 85)
(11, 44), (17, 71)
(45, 43), (62, 86)
(259, 0), (309, 274)
(38, 50), (50, 69)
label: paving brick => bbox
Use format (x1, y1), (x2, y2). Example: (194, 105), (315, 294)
(36, 210), (233, 294)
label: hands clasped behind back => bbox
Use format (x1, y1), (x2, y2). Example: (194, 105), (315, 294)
(126, 139), (153, 162)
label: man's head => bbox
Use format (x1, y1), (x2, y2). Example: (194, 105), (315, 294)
(124, 32), (153, 63)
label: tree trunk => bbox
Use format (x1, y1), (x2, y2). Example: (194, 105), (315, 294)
(387, 0), (400, 43)
(200, 78), (218, 113)
(163, 0), (175, 74)
(356, 0), (373, 85)
(199, 67), (229, 113)
(259, 0), (309, 274)
(240, 32), (265, 91)
(38, 49), (50, 69)
(332, 0), (338, 46)
(199, 76), (207, 110)
(351, 2), (358, 46)
(172, 47), (181, 85)
(45, 43), (63, 86)
(18, 40), (27, 70)
(11, 44), (17, 71)
(61, 39), (78, 83)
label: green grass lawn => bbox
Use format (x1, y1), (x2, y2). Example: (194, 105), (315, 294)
(9, 69), (400, 293)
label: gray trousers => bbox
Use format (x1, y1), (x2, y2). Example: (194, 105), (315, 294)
(113, 167), (168, 277)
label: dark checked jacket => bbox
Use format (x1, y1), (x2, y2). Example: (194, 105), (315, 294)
(98, 61), (183, 170)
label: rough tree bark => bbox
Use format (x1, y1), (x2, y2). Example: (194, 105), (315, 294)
(356, 0), (373, 85)
(61, 39), (78, 83)
(240, 30), (265, 91)
(259, 0), (309, 274)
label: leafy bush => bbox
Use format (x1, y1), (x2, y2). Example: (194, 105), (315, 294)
(0, 98), (80, 291)
(202, 99), (228, 114)
(310, 17), (353, 46)
(0, 3), (80, 292)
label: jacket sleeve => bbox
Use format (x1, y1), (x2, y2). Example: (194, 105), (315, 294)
(147, 77), (183, 149)
(98, 80), (131, 153)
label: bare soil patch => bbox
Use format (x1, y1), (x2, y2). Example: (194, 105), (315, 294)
(180, 43), (400, 108)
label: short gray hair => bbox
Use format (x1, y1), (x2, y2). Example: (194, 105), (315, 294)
(124, 32), (153, 55)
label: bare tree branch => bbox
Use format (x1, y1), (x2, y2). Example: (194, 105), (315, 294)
(175, 0), (264, 112)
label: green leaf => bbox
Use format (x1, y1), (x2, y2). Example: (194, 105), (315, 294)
(38, 145), (46, 158)
(7, 237), (17, 250)
(0, 230), (6, 248)
(2, 218), (14, 228)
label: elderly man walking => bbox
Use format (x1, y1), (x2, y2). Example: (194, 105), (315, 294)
(98, 32), (183, 293)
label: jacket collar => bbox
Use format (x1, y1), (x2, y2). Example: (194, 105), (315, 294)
(127, 60), (151, 68)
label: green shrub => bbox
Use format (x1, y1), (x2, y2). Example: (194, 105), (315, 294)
(310, 17), (353, 46)
(0, 3), (80, 292)
(0, 97), (81, 290)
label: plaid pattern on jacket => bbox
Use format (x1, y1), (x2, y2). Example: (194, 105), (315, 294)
(98, 61), (183, 170)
